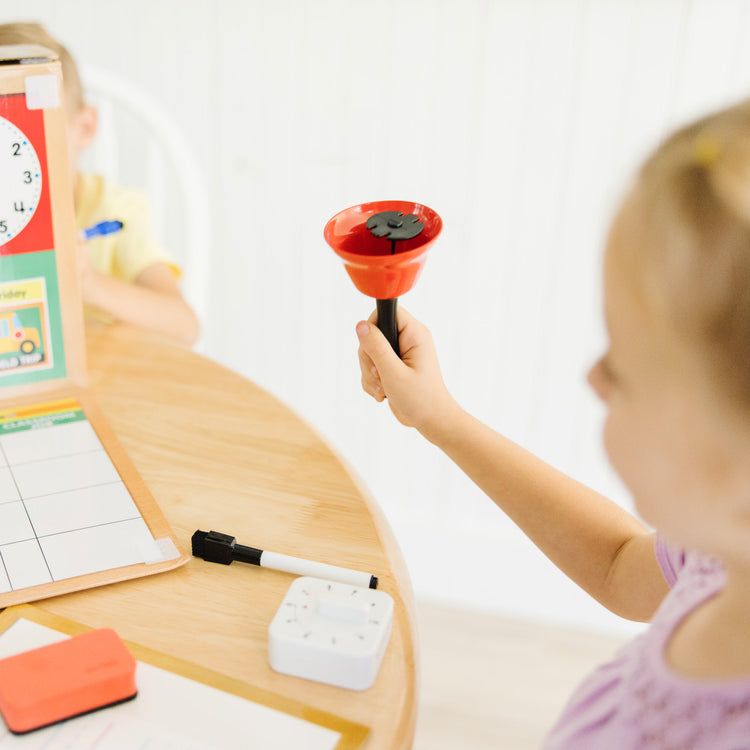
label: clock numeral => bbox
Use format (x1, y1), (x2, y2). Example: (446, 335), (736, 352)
(23, 171), (32, 184)
(13, 202), (25, 214)
(11, 142), (21, 156)
(0, 221), (7, 233)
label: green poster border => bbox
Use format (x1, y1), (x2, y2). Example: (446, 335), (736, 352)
(0, 407), (85, 434)
(0, 250), (67, 388)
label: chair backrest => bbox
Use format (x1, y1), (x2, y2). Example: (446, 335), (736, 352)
(77, 65), (211, 341)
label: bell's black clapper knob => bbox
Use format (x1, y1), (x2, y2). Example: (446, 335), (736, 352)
(366, 211), (424, 241)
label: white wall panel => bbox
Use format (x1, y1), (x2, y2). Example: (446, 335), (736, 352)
(4, 0), (750, 633)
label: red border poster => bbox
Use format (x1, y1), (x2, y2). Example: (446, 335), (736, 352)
(0, 93), (54, 256)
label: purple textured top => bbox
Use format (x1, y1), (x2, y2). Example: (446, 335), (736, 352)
(542, 537), (750, 749)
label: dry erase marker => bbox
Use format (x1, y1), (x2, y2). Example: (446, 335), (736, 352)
(191, 529), (379, 589)
(81, 220), (123, 240)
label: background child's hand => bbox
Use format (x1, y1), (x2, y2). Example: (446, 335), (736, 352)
(356, 308), (459, 440)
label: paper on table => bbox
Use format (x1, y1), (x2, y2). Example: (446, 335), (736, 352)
(0, 618), (342, 750)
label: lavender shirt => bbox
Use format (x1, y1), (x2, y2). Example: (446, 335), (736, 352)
(543, 537), (750, 749)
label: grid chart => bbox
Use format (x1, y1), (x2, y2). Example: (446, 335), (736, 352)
(0, 399), (156, 594)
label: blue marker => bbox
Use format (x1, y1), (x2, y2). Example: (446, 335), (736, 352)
(81, 220), (123, 240)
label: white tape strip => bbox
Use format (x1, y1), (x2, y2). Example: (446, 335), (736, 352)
(25, 75), (60, 110)
(154, 537), (180, 561)
(138, 537), (180, 565)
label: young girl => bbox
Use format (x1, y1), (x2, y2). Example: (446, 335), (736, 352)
(356, 99), (750, 748)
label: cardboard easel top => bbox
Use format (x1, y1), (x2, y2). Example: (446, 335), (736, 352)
(0, 44), (58, 66)
(0, 43), (87, 404)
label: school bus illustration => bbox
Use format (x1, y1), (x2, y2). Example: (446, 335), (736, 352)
(0, 312), (41, 355)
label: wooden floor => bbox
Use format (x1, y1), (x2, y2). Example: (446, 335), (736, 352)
(412, 601), (629, 750)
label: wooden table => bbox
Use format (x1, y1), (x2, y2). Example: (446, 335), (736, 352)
(33, 320), (418, 750)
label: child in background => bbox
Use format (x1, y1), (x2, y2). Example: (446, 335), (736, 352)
(0, 23), (199, 347)
(356, 99), (750, 747)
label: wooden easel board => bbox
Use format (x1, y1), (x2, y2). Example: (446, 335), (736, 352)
(0, 45), (86, 402)
(0, 392), (189, 608)
(0, 46), (188, 606)
(0, 605), (370, 749)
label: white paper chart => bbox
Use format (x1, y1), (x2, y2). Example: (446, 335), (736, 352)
(0, 398), (168, 595)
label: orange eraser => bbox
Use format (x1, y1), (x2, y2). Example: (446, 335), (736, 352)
(0, 627), (137, 734)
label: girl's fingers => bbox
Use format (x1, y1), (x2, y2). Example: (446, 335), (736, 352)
(358, 346), (384, 400)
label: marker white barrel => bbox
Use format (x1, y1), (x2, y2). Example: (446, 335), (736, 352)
(260, 551), (376, 589)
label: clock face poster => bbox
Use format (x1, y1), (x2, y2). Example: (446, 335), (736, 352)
(0, 93), (66, 387)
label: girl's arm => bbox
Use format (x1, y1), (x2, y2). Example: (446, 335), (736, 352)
(356, 309), (669, 622)
(78, 243), (200, 347)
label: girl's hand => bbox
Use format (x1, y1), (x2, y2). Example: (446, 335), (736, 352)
(356, 308), (460, 441)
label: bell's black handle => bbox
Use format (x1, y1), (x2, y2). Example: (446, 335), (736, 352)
(376, 298), (400, 358)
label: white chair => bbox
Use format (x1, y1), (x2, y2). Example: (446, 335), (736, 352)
(77, 65), (211, 346)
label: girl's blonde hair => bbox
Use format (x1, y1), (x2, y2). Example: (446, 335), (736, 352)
(0, 22), (83, 111)
(628, 99), (750, 410)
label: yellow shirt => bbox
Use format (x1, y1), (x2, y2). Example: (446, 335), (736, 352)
(74, 174), (180, 282)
